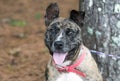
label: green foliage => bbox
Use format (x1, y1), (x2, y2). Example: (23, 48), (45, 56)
(9, 19), (27, 27)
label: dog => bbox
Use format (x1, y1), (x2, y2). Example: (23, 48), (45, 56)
(44, 3), (103, 81)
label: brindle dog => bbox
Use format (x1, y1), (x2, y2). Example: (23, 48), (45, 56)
(44, 3), (103, 81)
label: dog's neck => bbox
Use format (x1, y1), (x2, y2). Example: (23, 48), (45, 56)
(64, 44), (83, 66)
(53, 45), (86, 78)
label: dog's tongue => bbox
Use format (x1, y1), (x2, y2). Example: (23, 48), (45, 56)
(53, 52), (68, 65)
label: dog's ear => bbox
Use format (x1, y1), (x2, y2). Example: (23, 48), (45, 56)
(45, 3), (59, 26)
(70, 10), (85, 27)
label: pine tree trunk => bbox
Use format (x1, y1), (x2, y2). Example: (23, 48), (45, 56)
(79, 0), (120, 81)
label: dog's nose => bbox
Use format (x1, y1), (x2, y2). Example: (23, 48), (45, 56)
(54, 41), (64, 49)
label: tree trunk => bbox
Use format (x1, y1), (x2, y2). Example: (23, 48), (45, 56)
(79, 0), (120, 81)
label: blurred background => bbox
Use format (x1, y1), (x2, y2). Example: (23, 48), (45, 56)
(0, 0), (79, 81)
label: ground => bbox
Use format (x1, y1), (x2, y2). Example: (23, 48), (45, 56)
(0, 0), (79, 81)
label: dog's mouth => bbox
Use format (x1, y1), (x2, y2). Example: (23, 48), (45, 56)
(52, 45), (80, 66)
(53, 52), (68, 65)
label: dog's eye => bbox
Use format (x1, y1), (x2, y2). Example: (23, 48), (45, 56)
(49, 27), (60, 34)
(66, 28), (74, 36)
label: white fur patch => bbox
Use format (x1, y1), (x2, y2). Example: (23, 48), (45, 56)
(56, 32), (63, 41)
(61, 60), (71, 66)
(56, 72), (83, 81)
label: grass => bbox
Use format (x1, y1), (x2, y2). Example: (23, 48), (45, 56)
(35, 12), (41, 20)
(9, 19), (27, 27)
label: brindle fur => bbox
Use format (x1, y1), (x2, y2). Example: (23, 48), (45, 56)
(44, 3), (103, 81)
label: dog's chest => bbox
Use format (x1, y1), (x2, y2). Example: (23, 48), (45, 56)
(47, 60), (83, 81)
(55, 72), (83, 81)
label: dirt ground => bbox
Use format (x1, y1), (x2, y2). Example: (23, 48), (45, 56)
(0, 0), (79, 81)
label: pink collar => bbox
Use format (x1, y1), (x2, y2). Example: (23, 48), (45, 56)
(53, 47), (86, 78)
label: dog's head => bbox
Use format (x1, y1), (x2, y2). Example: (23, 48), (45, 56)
(44, 3), (85, 65)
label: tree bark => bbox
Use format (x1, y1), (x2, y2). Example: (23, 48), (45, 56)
(79, 0), (120, 81)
